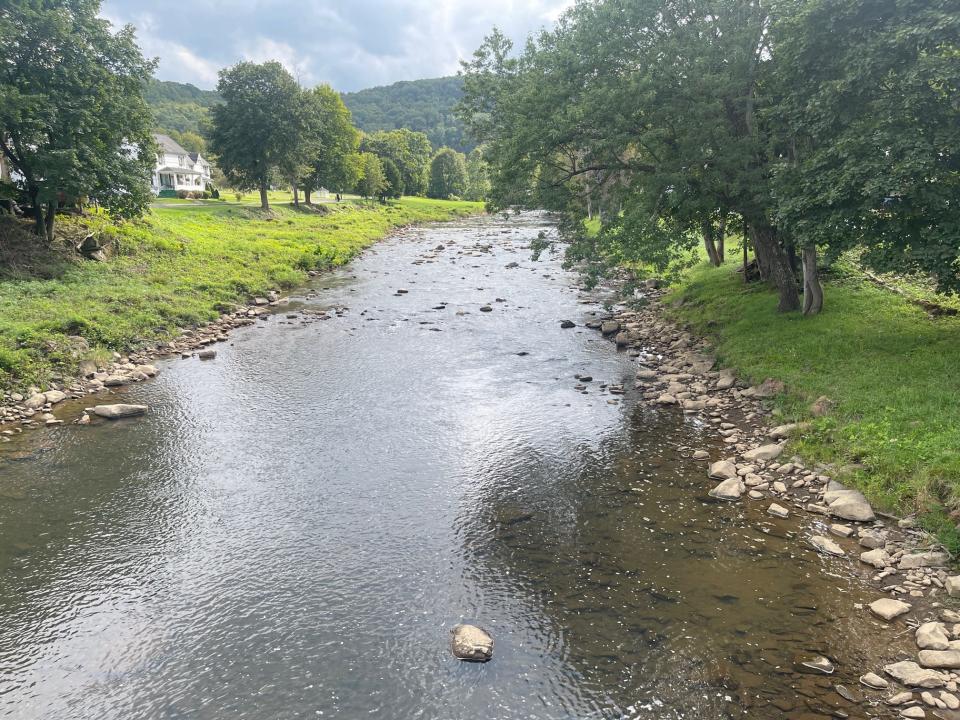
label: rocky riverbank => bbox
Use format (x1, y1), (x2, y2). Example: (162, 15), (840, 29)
(588, 281), (960, 718)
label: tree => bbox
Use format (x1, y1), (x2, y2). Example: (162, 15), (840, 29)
(209, 61), (311, 211)
(302, 85), (361, 204)
(464, 147), (490, 201)
(381, 157), (403, 199)
(361, 129), (432, 195)
(356, 152), (386, 200)
(170, 130), (207, 155)
(770, 0), (960, 307)
(428, 147), (468, 199)
(0, 0), (156, 240)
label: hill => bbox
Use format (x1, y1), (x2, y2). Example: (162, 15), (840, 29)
(341, 77), (473, 152)
(144, 79), (221, 135)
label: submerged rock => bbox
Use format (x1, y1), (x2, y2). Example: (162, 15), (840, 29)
(450, 624), (494, 662)
(810, 535), (844, 556)
(92, 404), (149, 419)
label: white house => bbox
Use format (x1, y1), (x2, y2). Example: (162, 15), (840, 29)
(151, 133), (212, 194)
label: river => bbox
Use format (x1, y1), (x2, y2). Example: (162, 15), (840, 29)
(0, 213), (908, 718)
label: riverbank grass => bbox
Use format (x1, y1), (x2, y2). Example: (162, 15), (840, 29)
(667, 261), (960, 550)
(0, 197), (482, 388)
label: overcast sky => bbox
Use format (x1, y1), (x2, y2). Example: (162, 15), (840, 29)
(100, 0), (572, 92)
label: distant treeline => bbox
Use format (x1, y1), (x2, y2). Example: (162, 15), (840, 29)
(341, 77), (472, 153)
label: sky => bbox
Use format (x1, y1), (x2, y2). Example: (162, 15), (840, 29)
(100, 0), (573, 92)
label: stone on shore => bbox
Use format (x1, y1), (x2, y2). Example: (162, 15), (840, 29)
(883, 661), (946, 688)
(870, 598), (912, 621)
(693, 450), (710, 460)
(899, 707), (925, 719)
(656, 394), (677, 405)
(916, 622), (950, 651)
(709, 478), (745, 501)
(743, 444), (784, 462)
(810, 535), (844, 556)
(918, 650), (960, 670)
(198, 349), (217, 360)
(860, 548), (893, 569)
(823, 480), (875, 522)
(450, 624), (494, 662)
(600, 321), (620, 336)
(44, 390), (67, 404)
(899, 551), (950, 569)
(946, 576), (960, 598)
(23, 393), (47, 409)
(92, 404), (149, 419)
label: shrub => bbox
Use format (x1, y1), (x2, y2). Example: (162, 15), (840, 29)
(176, 190), (189, 199)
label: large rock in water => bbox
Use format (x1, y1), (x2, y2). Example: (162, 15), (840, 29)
(450, 624), (494, 662)
(742, 444), (784, 462)
(822, 480), (875, 522)
(869, 598), (911, 621)
(709, 460), (738, 480)
(883, 661), (947, 688)
(709, 478), (745, 501)
(92, 404), (149, 419)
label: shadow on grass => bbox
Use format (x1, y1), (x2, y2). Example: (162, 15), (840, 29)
(0, 216), (79, 281)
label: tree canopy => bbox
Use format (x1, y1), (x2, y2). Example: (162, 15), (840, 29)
(458, 1), (960, 314)
(302, 84), (361, 202)
(428, 148), (468, 199)
(361, 129), (433, 197)
(0, 0), (157, 239)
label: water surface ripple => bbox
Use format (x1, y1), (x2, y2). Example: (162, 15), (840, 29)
(0, 213), (906, 719)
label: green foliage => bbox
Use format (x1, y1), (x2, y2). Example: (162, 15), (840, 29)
(428, 148), (468, 199)
(381, 158), (403, 199)
(769, 0), (960, 293)
(302, 85), (362, 196)
(342, 77), (473, 152)
(464, 147), (490, 202)
(356, 153), (386, 199)
(0, 197), (482, 388)
(0, 0), (157, 234)
(361, 129), (432, 196)
(209, 62), (315, 209)
(143, 78), (221, 136)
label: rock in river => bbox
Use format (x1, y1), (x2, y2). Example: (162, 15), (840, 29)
(559, 320), (576, 329)
(809, 535), (844, 556)
(822, 480), (875, 522)
(742, 444), (784, 462)
(883, 661), (946, 688)
(918, 650), (960, 670)
(451, 624), (494, 662)
(92, 404), (149, 419)
(709, 460), (738, 480)
(709, 478), (745, 501)
(916, 622), (950, 651)
(869, 598), (912, 621)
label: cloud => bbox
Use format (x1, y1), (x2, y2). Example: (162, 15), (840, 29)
(100, 0), (572, 91)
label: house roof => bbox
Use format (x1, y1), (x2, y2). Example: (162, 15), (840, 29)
(154, 133), (189, 156)
(157, 166), (202, 174)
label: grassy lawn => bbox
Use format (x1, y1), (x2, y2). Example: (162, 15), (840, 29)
(667, 260), (960, 550)
(0, 197), (482, 389)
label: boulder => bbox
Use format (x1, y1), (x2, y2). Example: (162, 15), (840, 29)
(823, 480), (875, 522)
(918, 650), (960, 670)
(859, 672), (888, 690)
(559, 320), (576, 329)
(883, 661), (946, 688)
(693, 450), (710, 460)
(860, 548), (893, 569)
(600, 321), (620, 336)
(44, 390), (67, 404)
(103, 375), (130, 387)
(23, 393), (47, 409)
(917, 622), (951, 651)
(450, 624), (493, 662)
(709, 478), (745, 501)
(92, 404), (149, 419)
(198, 349), (217, 360)
(655, 394), (677, 405)
(709, 460), (738, 480)
(743, 444), (785, 462)
(870, 598), (912, 621)
(899, 707), (925, 719)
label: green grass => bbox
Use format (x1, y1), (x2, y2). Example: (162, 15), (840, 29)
(0, 196), (482, 389)
(667, 260), (960, 551)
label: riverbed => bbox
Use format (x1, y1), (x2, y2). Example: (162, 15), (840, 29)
(0, 213), (910, 718)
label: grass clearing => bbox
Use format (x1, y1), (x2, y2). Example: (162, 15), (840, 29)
(667, 260), (960, 551)
(0, 197), (482, 389)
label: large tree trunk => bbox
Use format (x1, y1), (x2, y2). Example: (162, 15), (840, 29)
(801, 245), (824, 316)
(44, 200), (56, 242)
(742, 239), (749, 283)
(749, 223), (801, 313)
(259, 184), (269, 211)
(304, 187), (312, 205)
(702, 219), (721, 267)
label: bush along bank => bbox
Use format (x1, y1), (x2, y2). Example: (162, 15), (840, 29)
(0, 198), (482, 429)
(587, 279), (960, 710)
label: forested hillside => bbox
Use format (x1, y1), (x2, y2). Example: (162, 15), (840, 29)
(342, 77), (472, 152)
(144, 79), (221, 135)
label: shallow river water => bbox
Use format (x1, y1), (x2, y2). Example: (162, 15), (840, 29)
(0, 214), (910, 719)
